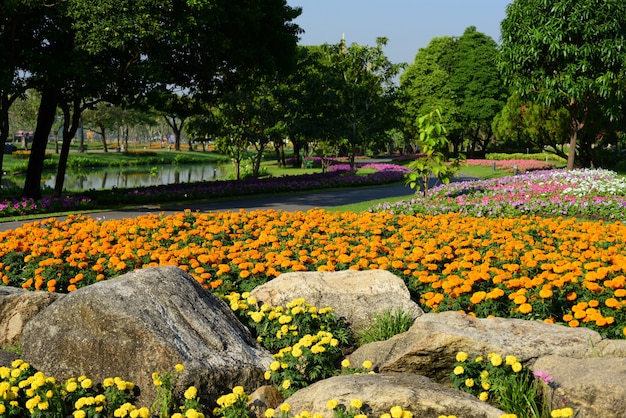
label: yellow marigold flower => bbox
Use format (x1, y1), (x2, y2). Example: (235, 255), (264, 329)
(479, 391), (489, 401)
(250, 312), (265, 323)
(465, 378), (475, 387)
(184, 409), (202, 418)
(326, 399), (339, 410)
(381, 414), (391, 418)
(551, 408), (574, 418)
(390, 405), (404, 418)
(350, 399), (363, 409)
(402, 411), (413, 418)
(172, 414), (183, 418)
(95, 394), (106, 403)
(175, 364), (185, 372)
(75, 398), (86, 409)
(362, 360), (373, 369)
(232, 386), (245, 396)
(292, 347), (303, 357)
(80, 378), (93, 389)
(341, 359), (351, 368)
(38, 400), (50, 410)
(11, 359), (24, 368)
(313, 414), (324, 418)
(490, 354), (503, 367)
(184, 386), (198, 400)
(270, 361), (281, 371)
(480, 370), (489, 379)
(265, 408), (275, 418)
(512, 362), (523, 373)
(311, 344), (325, 354)
(264, 371), (271, 380)
(455, 351), (468, 362)
(280, 403), (291, 413)
(482, 381), (491, 390)
(103, 377), (115, 387)
(73, 410), (86, 418)
(505, 355), (518, 365)
(355, 415), (367, 418)
(282, 380), (291, 390)
(453, 366), (464, 375)
(278, 315), (292, 324)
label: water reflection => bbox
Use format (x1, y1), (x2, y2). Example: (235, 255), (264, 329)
(4, 163), (229, 192)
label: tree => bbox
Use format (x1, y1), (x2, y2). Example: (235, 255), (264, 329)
(321, 37), (402, 172)
(499, 0), (626, 169)
(406, 109), (464, 197)
(400, 28), (506, 157)
(10, 0), (301, 199)
(400, 36), (460, 151)
(449, 27), (508, 157)
(492, 92), (570, 156)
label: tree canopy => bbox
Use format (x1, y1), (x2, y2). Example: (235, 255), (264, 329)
(2, 0), (302, 199)
(400, 27), (506, 157)
(499, 0), (626, 168)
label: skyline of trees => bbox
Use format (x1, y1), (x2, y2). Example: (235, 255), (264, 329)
(4, 0), (626, 201)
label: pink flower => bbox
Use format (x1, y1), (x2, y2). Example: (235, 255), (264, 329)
(533, 370), (553, 383)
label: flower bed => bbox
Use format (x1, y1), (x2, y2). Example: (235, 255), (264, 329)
(370, 168), (626, 219)
(465, 158), (556, 173)
(2, 206), (625, 339)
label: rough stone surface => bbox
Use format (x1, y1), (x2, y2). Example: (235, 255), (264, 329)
(0, 286), (63, 347)
(282, 373), (504, 418)
(250, 270), (423, 331)
(532, 355), (626, 418)
(21, 266), (273, 409)
(349, 311), (608, 383)
(0, 350), (19, 367)
(248, 385), (282, 418)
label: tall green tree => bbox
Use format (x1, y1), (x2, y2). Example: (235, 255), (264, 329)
(399, 36), (459, 151)
(10, 0), (301, 199)
(492, 92), (570, 156)
(450, 27), (508, 157)
(499, 0), (626, 169)
(321, 37), (402, 172)
(400, 28), (506, 157)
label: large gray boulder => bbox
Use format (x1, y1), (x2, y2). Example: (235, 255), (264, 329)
(251, 270), (422, 331)
(532, 355), (626, 418)
(0, 286), (63, 348)
(349, 311), (618, 383)
(21, 266), (273, 409)
(282, 373), (504, 418)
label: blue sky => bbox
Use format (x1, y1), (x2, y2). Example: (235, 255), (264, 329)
(285, 0), (512, 66)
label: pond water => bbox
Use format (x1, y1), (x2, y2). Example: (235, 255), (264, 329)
(4, 163), (230, 192)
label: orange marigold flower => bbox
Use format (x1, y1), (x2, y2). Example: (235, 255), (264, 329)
(519, 303), (533, 314)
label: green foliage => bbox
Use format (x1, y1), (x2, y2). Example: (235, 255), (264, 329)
(450, 351), (549, 417)
(406, 108), (465, 196)
(485, 153), (566, 163)
(151, 364), (184, 418)
(356, 308), (415, 345)
(499, 0), (626, 168)
(320, 37), (403, 171)
(214, 386), (252, 418)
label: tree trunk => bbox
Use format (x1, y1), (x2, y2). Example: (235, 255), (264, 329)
(567, 120), (581, 170)
(54, 100), (81, 197)
(23, 88), (59, 200)
(100, 129), (108, 152)
(0, 94), (11, 187)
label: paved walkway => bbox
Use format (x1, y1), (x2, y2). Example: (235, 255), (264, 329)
(0, 175), (477, 232)
(0, 184), (414, 232)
